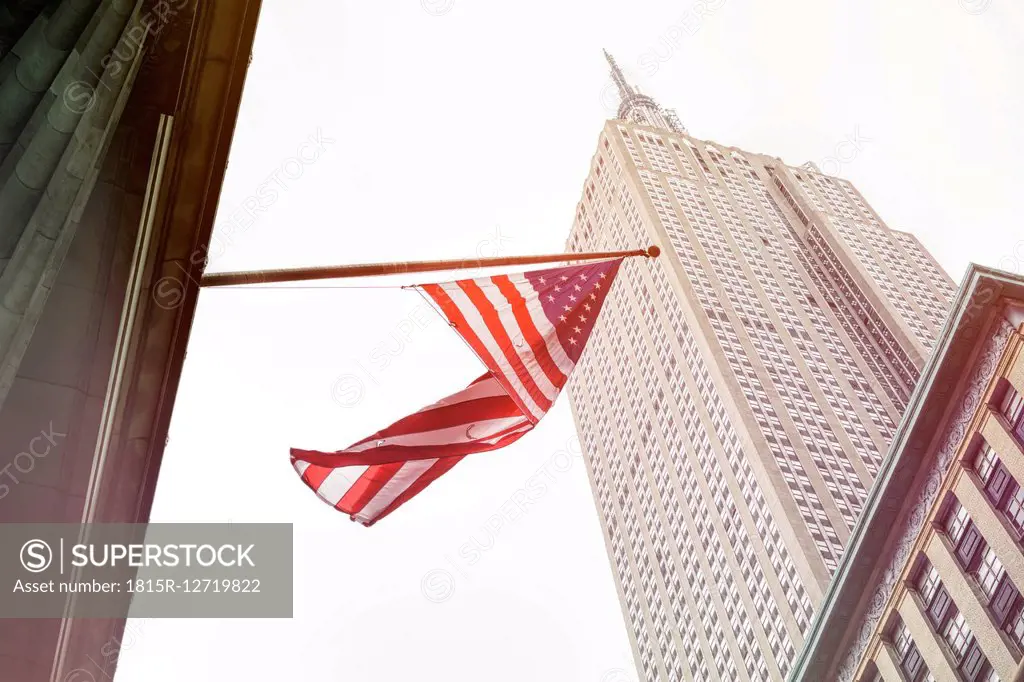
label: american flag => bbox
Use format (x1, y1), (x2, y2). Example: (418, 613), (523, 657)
(290, 257), (623, 526)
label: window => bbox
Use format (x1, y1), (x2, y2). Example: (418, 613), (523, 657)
(945, 502), (972, 543)
(973, 440), (1015, 506)
(974, 441), (1000, 484)
(977, 547), (1006, 599)
(999, 385), (1024, 443)
(916, 562), (942, 602)
(958, 639), (991, 682)
(890, 617), (929, 682)
(1005, 595), (1024, 651)
(984, 462), (1015, 507)
(1000, 385), (1024, 424)
(941, 607), (993, 681)
(915, 561), (953, 629)
(1005, 486), (1024, 538)
(990, 573), (1021, 628)
(913, 553), (996, 680)
(944, 501), (985, 570)
(943, 612), (972, 661)
(927, 583), (956, 631)
(971, 439), (1024, 538)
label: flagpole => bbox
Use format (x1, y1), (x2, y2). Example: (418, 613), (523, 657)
(199, 245), (661, 288)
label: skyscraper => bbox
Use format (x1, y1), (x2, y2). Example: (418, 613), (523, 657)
(567, 53), (956, 681)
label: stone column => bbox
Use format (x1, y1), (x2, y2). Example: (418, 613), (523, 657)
(0, 1), (143, 407)
(0, 0), (100, 162)
(0, 0), (259, 678)
(873, 643), (908, 682)
(0, 0), (118, 187)
(0, 99), (149, 682)
(0, 1), (52, 61)
(0, 0), (134, 264)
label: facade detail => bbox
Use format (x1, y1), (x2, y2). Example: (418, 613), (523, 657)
(0, 2), (261, 679)
(567, 54), (957, 680)
(791, 269), (1024, 682)
(834, 312), (1015, 682)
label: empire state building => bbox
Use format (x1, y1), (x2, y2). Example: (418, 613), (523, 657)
(567, 52), (955, 681)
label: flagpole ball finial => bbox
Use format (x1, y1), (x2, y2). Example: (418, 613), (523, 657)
(646, 245), (661, 258)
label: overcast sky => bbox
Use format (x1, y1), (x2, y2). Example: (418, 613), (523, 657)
(114, 1), (1022, 680)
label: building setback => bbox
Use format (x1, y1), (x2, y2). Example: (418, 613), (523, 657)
(566, 53), (956, 681)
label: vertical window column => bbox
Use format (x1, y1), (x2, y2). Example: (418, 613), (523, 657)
(886, 616), (932, 682)
(895, 593), (958, 682)
(954, 472), (1024, 610)
(921, 533), (1017, 679)
(997, 385), (1024, 447)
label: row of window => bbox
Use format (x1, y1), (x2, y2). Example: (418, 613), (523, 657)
(708, 158), (887, 481)
(797, 172), (941, 348)
(868, 386), (1024, 682)
(570, 138), (814, 678)
(769, 170), (918, 407)
(910, 558), (996, 681)
(573, 146), (735, 681)
(643, 164), (843, 570)
(804, 223), (920, 390)
(817, 173), (953, 335)
(755, 175), (904, 429)
(888, 615), (937, 682)
(660, 171), (847, 568)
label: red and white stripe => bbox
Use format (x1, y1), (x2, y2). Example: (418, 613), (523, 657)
(421, 275), (574, 422)
(289, 259), (619, 526)
(291, 374), (532, 525)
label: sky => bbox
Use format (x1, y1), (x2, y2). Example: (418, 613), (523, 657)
(114, 1), (1023, 680)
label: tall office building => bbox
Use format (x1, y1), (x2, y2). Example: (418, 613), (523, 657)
(567, 53), (956, 681)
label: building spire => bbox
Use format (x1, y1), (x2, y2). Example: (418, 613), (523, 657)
(603, 48), (634, 100)
(601, 50), (686, 134)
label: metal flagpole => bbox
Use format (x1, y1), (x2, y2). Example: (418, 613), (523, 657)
(199, 245), (661, 288)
